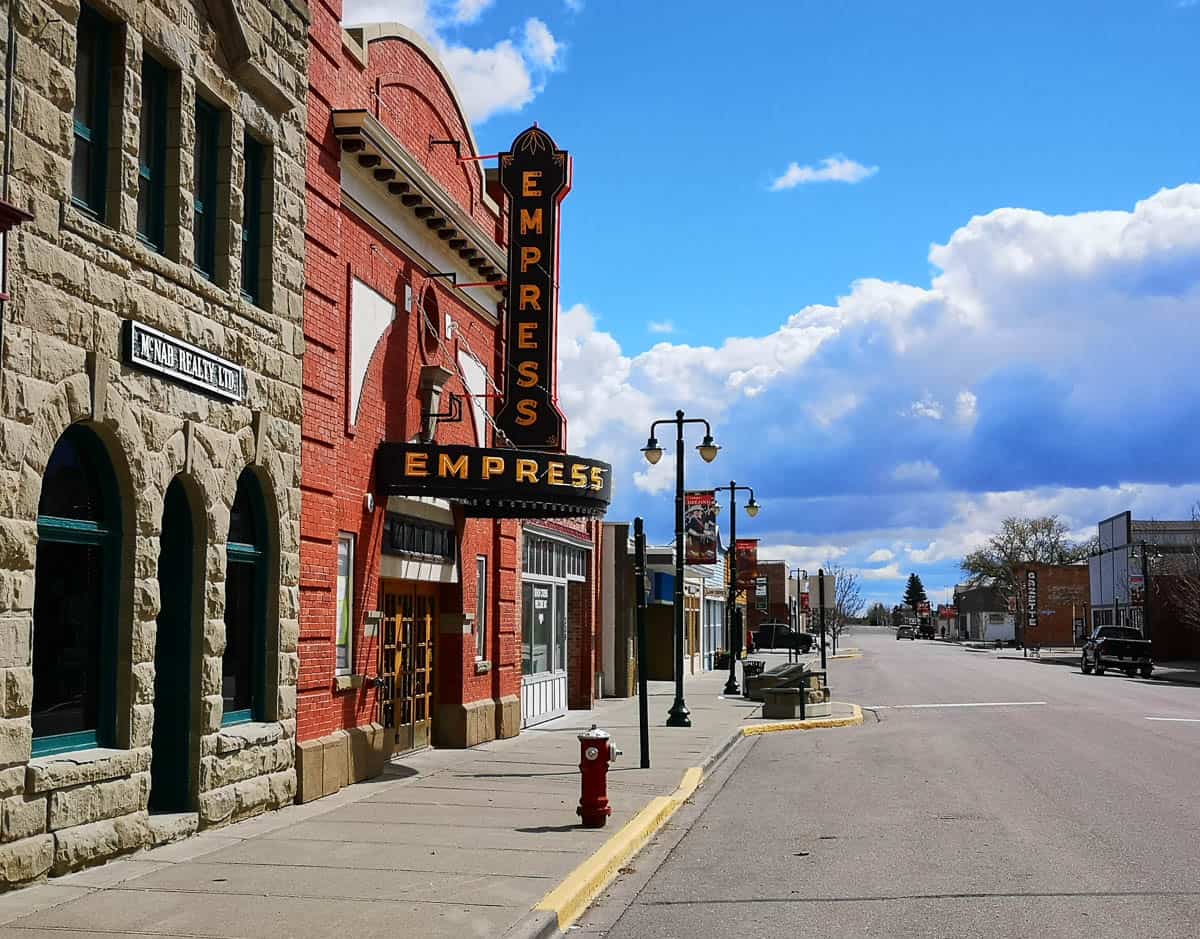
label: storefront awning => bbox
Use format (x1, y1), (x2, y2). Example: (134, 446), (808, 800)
(376, 443), (612, 520)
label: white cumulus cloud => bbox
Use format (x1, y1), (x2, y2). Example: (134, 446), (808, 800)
(867, 548), (895, 563)
(554, 184), (1200, 583)
(647, 320), (675, 334)
(770, 156), (878, 190)
(892, 461), (941, 484)
(523, 17), (562, 69)
(451, 0), (494, 23)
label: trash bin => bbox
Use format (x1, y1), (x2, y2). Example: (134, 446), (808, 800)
(742, 659), (765, 699)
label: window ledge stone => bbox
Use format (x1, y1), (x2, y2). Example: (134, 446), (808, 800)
(26, 747), (152, 794)
(334, 674), (364, 692)
(474, 660), (492, 675)
(214, 721), (284, 754)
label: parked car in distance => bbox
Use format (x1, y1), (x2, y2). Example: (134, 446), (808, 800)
(1081, 626), (1153, 678)
(896, 625), (916, 640)
(752, 623), (814, 653)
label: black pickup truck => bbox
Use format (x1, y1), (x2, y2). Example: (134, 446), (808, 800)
(1081, 626), (1153, 678)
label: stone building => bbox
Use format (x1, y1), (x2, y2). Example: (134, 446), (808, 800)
(0, 0), (308, 887)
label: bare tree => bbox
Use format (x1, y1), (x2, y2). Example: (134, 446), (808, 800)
(1161, 502), (1200, 634)
(823, 561), (865, 648)
(961, 515), (1092, 604)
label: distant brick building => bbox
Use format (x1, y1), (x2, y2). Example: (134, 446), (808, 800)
(1013, 564), (1090, 647)
(748, 559), (790, 635)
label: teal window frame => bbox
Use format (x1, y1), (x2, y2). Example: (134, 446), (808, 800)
(241, 134), (264, 304)
(137, 55), (168, 250)
(32, 426), (121, 758)
(72, 6), (112, 219)
(222, 471), (269, 726)
(193, 98), (220, 279)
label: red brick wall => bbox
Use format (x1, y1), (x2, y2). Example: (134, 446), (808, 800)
(1014, 564), (1090, 647)
(748, 561), (789, 634)
(300, 8), (515, 743)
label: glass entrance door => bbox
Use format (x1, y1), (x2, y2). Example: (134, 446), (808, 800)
(380, 581), (436, 753)
(521, 579), (568, 727)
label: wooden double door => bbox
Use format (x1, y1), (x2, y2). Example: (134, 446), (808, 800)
(379, 581), (436, 754)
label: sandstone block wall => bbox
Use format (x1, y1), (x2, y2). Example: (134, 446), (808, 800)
(0, 0), (309, 889)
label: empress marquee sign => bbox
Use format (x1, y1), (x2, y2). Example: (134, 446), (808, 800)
(376, 125), (612, 521)
(493, 125), (570, 451)
(375, 443), (612, 519)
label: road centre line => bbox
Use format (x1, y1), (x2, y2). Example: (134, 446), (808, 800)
(868, 701), (1048, 710)
(1145, 717), (1200, 722)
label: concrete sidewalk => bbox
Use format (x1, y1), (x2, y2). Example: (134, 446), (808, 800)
(0, 662), (858, 939)
(987, 647), (1200, 686)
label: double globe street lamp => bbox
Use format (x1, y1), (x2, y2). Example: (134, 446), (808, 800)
(714, 482), (759, 696)
(642, 410), (719, 727)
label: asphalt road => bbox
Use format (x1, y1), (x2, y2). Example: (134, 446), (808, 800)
(579, 630), (1200, 938)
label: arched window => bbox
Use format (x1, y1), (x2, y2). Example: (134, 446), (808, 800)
(223, 469), (268, 724)
(33, 424), (120, 755)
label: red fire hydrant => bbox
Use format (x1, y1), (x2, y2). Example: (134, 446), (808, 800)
(577, 724), (620, 828)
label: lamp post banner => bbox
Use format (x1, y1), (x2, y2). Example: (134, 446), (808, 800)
(735, 539), (758, 588)
(494, 125), (571, 450)
(684, 490), (717, 564)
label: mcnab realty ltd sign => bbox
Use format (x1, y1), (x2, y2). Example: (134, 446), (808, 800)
(123, 320), (243, 401)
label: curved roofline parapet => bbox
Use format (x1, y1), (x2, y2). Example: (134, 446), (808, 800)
(343, 21), (501, 216)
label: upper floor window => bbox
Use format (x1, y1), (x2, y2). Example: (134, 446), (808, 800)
(193, 98), (220, 278)
(137, 56), (169, 250)
(72, 6), (114, 218)
(241, 134), (266, 304)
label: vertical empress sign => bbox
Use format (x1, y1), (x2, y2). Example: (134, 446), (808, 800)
(495, 126), (571, 450)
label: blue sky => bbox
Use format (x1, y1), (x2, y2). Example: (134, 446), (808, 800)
(344, 0), (1200, 604)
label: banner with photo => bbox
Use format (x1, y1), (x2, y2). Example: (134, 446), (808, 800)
(735, 539), (758, 588)
(684, 490), (718, 564)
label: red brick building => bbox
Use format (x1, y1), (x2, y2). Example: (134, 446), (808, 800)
(747, 559), (790, 635)
(1013, 563), (1090, 647)
(298, 17), (609, 802)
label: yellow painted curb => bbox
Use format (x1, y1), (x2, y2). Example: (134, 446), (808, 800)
(741, 704), (864, 736)
(829, 652), (863, 660)
(532, 710), (860, 932)
(534, 766), (704, 931)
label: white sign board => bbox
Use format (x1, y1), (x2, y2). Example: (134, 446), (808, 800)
(813, 574), (837, 609)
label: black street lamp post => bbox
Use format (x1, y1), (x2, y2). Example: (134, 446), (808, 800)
(642, 410), (719, 728)
(713, 481), (759, 696)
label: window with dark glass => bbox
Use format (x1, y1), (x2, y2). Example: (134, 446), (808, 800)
(241, 134), (265, 303)
(32, 425), (120, 756)
(137, 55), (168, 249)
(475, 556), (487, 660)
(193, 98), (220, 278)
(223, 469), (267, 723)
(72, 6), (113, 217)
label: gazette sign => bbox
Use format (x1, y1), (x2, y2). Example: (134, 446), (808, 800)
(122, 320), (243, 401)
(375, 443), (612, 519)
(1025, 570), (1039, 629)
(494, 125), (571, 450)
